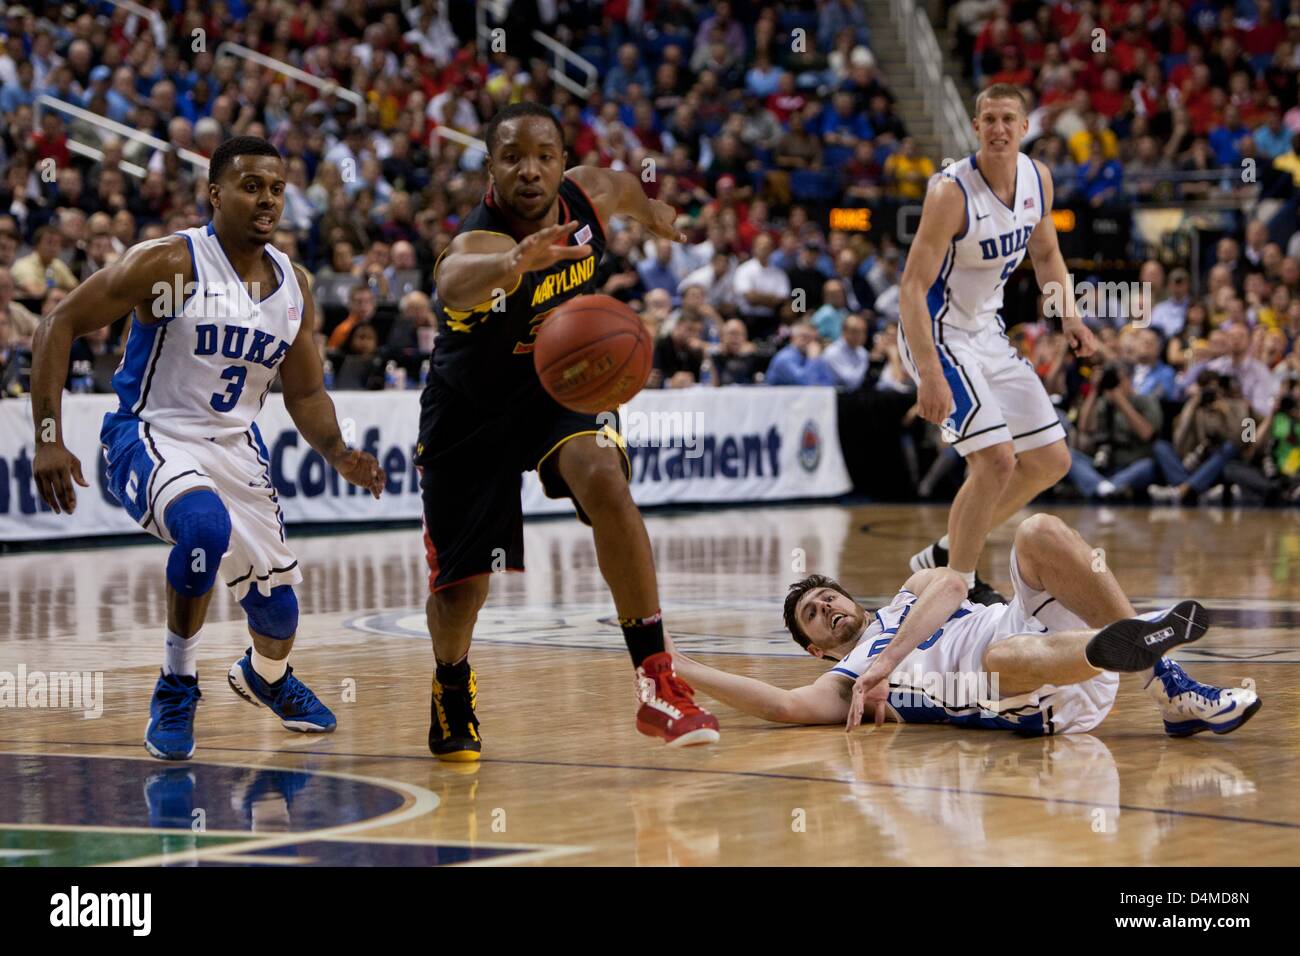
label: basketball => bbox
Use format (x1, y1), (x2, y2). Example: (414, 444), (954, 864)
(533, 294), (652, 414)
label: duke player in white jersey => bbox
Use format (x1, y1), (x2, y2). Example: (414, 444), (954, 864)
(30, 137), (386, 761)
(666, 514), (1261, 738)
(899, 85), (1095, 605)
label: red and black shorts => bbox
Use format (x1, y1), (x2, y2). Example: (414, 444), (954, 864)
(415, 376), (630, 593)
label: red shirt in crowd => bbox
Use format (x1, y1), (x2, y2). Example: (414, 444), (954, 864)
(1091, 86), (1128, 119)
(765, 91), (806, 124)
(1242, 17), (1285, 57)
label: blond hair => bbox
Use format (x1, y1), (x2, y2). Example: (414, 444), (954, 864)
(975, 84), (1028, 115)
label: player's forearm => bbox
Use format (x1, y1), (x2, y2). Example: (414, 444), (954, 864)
(1034, 251), (1077, 323)
(285, 388), (349, 465)
(899, 285), (942, 376)
(874, 572), (967, 674)
(29, 315), (72, 444)
(670, 653), (799, 723)
(436, 252), (522, 311)
(607, 169), (655, 224)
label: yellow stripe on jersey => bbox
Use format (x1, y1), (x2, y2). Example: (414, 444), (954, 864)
(436, 230), (523, 330)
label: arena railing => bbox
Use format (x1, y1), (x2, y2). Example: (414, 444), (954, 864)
(35, 94), (210, 173)
(432, 126), (487, 156)
(529, 31), (599, 99)
(98, 0), (167, 46)
(65, 140), (148, 180)
(890, 0), (977, 163)
(214, 42), (366, 121)
(474, 0), (597, 99)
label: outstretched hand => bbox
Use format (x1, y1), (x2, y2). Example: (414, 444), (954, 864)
(846, 670), (891, 731)
(1063, 317), (1097, 358)
(510, 221), (592, 273)
(334, 449), (386, 498)
(643, 198), (688, 243)
(33, 442), (89, 514)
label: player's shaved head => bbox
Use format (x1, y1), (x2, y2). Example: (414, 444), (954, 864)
(484, 102), (564, 158)
(208, 135), (283, 185)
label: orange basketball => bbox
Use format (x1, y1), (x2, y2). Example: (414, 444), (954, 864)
(534, 294), (652, 414)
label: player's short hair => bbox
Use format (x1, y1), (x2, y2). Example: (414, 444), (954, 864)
(483, 102), (564, 157)
(208, 136), (283, 185)
(783, 574), (854, 650)
(974, 84), (1028, 116)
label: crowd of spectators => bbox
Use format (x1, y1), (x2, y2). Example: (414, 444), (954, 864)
(947, 0), (1300, 205)
(1, 0), (1298, 506)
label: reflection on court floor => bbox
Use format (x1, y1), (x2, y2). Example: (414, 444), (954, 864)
(1, 504), (1297, 865)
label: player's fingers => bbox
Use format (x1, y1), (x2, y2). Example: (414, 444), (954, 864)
(874, 700), (886, 726)
(36, 473), (59, 514)
(537, 221), (578, 242)
(54, 469), (75, 513)
(552, 243), (591, 260)
(71, 456), (89, 488)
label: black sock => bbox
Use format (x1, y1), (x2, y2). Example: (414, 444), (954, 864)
(620, 611), (665, 668)
(436, 657), (470, 684)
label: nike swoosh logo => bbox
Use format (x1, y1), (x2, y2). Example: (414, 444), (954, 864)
(976, 213), (990, 221)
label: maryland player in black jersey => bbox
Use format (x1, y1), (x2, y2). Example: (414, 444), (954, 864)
(416, 102), (720, 758)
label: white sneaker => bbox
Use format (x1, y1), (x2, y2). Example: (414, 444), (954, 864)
(1147, 484), (1182, 505)
(1095, 479), (1118, 499)
(1145, 659), (1261, 737)
(908, 540), (948, 573)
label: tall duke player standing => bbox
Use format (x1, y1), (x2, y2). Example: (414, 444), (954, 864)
(899, 85), (1095, 604)
(30, 137), (387, 761)
(417, 102), (720, 760)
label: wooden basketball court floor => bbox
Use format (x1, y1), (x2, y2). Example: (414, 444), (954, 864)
(1, 502), (1297, 866)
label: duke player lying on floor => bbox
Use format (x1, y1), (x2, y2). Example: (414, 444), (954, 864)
(28, 136), (387, 761)
(667, 515), (1261, 738)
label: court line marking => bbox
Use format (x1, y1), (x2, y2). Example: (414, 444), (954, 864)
(0, 750), (589, 864)
(0, 822), (588, 857)
(3, 739), (1296, 836)
(0, 749), (442, 867)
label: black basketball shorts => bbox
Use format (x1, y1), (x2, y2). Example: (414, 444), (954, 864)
(414, 377), (630, 592)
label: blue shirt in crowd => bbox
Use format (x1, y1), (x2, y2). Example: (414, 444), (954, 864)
(765, 344), (839, 386)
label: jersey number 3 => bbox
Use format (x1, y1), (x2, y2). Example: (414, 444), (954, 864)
(210, 365), (247, 412)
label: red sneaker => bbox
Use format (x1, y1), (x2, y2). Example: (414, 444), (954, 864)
(634, 652), (720, 747)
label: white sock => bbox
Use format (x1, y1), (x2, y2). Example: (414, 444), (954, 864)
(937, 534), (951, 550)
(956, 569), (976, 589)
(251, 648), (288, 684)
(163, 629), (201, 677)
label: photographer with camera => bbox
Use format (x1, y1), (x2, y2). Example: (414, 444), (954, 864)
(1067, 361), (1163, 499)
(1221, 375), (1300, 505)
(1147, 369), (1251, 505)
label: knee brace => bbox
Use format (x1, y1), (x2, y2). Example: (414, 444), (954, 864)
(240, 585), (299, 640)
(164, 490), (231, 598)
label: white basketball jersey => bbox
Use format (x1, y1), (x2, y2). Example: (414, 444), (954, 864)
(112, 224), (304, 440)
(929, 152), (1044, 332)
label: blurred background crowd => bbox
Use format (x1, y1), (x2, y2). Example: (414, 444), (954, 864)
(1, 0), (1298, 506)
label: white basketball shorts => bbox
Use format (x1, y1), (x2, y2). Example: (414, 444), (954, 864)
(897, 317), (1066, 457)
(101, 411), (302, 600)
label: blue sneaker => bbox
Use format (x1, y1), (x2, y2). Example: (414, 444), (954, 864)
(145, 671), (202, 761)
(1146, 658), (1262, 737)
(227, 649), (337, 733)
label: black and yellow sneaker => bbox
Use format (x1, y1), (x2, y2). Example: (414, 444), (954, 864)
(429, 663), (481, 762)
